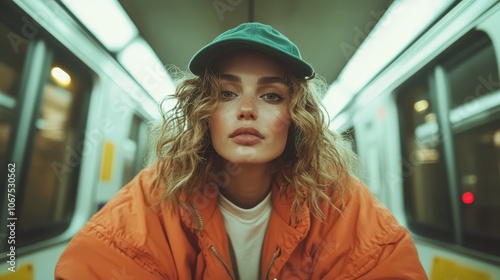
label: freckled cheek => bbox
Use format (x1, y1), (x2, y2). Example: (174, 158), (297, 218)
(269, 110), (292, 136)
(210, 105), (228, 124)
(208, 110), (226, 141)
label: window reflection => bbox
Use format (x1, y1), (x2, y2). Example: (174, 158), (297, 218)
(446, 42), (499, 109)
(455, 120), (500, 256)
(398, 79), (454, 242)
(0, 21), (27, 167)
(19, 60), (89, 240)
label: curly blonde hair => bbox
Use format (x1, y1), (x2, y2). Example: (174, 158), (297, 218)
(150, 66), (359, 221)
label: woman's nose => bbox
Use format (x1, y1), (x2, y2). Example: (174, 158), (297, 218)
(237, 96), (256, 120)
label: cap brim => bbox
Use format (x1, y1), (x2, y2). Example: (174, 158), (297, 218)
(189, 39), (314, 78)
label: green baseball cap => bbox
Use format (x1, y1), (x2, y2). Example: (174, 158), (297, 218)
(189, 22), (315, 79)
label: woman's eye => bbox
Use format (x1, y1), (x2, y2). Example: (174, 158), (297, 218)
(221, 91), (237, 99)
(262, 93), (283, 101)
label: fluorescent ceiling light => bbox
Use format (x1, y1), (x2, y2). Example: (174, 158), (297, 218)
(323, 0), (454, 119)
(118, 37), (176, 105)
(340, 0), (454, 93)
(61, 0), (137, 52)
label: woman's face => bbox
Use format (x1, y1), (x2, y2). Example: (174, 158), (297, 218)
(208, 51), (292, 165)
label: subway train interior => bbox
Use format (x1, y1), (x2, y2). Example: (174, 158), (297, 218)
(1, 0), (499, 279)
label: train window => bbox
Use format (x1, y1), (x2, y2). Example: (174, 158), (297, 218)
(445, 34), (499, 110)
(397, 77), (455, 242)
(398, 30), (500, 259)
(0, 21), (27, 167)
(454, 118), (500, 256)
(442, 32), (500, 257)
(17, 55), (91, 246)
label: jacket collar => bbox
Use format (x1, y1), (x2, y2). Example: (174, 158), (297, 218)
(179, 180), (220, 233)
(179, 175), (311, 238)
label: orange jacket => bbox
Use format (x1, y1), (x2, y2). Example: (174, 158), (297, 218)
(55, 167), (427, 279)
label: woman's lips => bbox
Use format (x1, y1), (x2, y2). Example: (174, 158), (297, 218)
(231, 134), (263, 145)
(230, 127), (264, 145)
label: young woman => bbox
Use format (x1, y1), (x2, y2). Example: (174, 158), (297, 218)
(55, 22), (427, 279)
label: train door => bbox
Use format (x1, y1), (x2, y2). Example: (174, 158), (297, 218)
(93, 79), (154, 210)
(377, 92), (407, 223)
(121, 113), (150, 186)
(94, 83), (135, 208)
(353, 99), (390, 207)
(396, 26), (500, 277)
(0, 2), (94, 277)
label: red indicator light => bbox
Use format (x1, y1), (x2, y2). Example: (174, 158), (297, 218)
(462, 192), (474, 205)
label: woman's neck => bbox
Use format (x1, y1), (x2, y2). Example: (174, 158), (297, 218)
(218, 162), (273, 209)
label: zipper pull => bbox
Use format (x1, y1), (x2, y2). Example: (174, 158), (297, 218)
(264, 246), (281, 279)
(210, 245), (236, 280)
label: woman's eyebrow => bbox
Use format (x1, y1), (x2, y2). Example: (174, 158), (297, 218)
(258, 76), (286, 85)
(221, 74), (240, 82)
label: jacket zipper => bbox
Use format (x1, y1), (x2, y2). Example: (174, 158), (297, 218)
(189, 201), (204, 234)
(211, 246), (236, 280)
(188, 202), (235, 279)
(264, 246), (280, 279)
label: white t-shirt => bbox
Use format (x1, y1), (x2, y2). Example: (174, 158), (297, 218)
(218, 192), (272, 280)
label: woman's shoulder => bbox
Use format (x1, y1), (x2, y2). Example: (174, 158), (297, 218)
(94, 165), (160, 219)
(323, 176), (400, 228)
(309, 176), (407, 252)
(306, 177), (425, 278)
(55, 165), (177, 279)
(82, 165), (167, 249)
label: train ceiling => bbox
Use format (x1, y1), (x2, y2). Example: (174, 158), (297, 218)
(118, 0), (394, 85)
